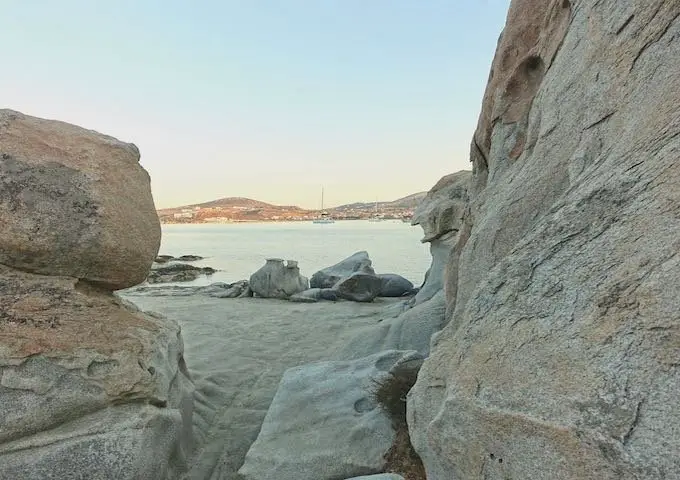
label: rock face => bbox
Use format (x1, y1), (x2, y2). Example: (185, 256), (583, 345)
(377, 274), (414, 298)
(0, 112), (193, 479)
(335, 272), (383, 303)
(147, 263), (217, 284)
(0, 109), (160, 290)
(410, 1), (680, 479)
(310, 251), (375, 289)
(339, 174), (471, 359)
(249, 259), (309, 299)
(239, 350), (422, 480)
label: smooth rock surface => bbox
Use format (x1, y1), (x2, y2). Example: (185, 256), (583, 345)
(249, 259), (309, 299)
(335, 272), (383, 303)
(410, 1), (680, 479)
(239, 350), (422, 480)
(340, 291), (447, 360)
(377, 274), (414, 298)
(0, 109), (160, 290)
(310, 251), (375, 289)
(0, 266), (193, 479)
(289, 288), (322, 303)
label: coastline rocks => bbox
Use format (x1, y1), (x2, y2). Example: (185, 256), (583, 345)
(250, 259), (309, 299)
(155, 254), (204, 263)
(0, 112), (192, 479)
(0, 267), (194, 479)
(203, 280), (251, 298)
(238, 350), (422, 480)
(377, 274), (414, 298)
(335, 272), (383, 303)
(410, 1), (680, 479)
(0, 109), (160, 290)
(310, 251), (375, 289)
(147, 263), (216, 284)
(289, 288), (322, 303)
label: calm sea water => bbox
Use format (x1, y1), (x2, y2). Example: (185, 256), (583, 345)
(157, 220), (430, 286)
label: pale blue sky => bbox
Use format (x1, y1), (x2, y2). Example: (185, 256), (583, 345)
(3, 1), (510, 209)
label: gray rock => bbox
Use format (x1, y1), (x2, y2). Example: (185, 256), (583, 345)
(410, 1), (680, 479)
(289, 288), (322, 303)
(334, 272), (383, 303)
(340, 290), (447, 360)
(206, 280), (250, 298)
(319, 288), (339, 301)
(0, 109), (160, 290)
(0, 266), (193, 480)
(238, 350), (422, 480)
(310, 251), (375, 288)
(249, 259), (309, 299)
(377, 274), (414, 297)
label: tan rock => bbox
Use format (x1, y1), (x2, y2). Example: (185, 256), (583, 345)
(0, 109), (160, 290)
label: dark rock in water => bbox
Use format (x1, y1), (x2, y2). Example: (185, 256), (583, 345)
(289, 288), (322, 303)
(334, 272), (382, 303)
(203, 280), (249, 298)
(148, 263), (216, 284)
(310, 251), (375, 289)
(377, 274), (414, 297)
(177, 254), (203, 262)
(319, 289), (339, 301)
(249, 259), (309, 299)
(154, 254), (204, 263)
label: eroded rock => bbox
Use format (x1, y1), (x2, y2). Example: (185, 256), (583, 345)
(310, 251), (375, 289)
(250, 259), (309, 299)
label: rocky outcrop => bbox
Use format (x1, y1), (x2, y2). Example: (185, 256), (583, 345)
(310, 251), (375, 289)
(339, 173), (470, 359)
(0, 109), (160, 290)
(0, 112), (193, 479)
(249, 259), (309, 299)
(335, 272), (383, 303)
(239, 350), (422, 480)
(377, 274), (414, 298)
(410, 1), (680, 479)
(147, 263), (217, 284)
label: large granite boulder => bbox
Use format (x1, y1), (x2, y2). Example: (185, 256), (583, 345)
(0, 109), (160, 290)
(335, 272), (383, 303)
(0, 112), (192, 479)
(310, 251), (375, 288)
(250, 259), (309, 299)
(0, 266), (193, 479)
(345, 475), (404, 480)
(410, 1), (680, 479)
(377, 274), (414, 298)
(239, 350), (422, 480)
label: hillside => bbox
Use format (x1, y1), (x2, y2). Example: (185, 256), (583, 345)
(157, 193), (425, 223)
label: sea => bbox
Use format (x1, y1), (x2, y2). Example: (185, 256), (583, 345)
(158, 220), (431, 286)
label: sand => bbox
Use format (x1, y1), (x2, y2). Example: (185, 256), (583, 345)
(122, 294), (397, 480)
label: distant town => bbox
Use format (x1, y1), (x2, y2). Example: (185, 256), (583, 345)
(157, 193), (426, 224)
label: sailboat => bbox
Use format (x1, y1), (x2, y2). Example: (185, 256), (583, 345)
(312, 187), (335, 224)
(368, 198), (383, 222)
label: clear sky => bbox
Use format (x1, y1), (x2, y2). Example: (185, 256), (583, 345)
(3, 1), (510, 209)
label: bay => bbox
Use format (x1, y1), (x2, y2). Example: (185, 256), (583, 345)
(157, 220), (430, 286)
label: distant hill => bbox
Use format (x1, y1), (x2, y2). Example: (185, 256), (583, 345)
(331, 192), (427, 212)
(157, 192), (425, 223)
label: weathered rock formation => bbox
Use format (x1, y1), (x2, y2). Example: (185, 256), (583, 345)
(377, 274), (414, 298)
(239, 350), (422, 480)
(340, 173), (471, 359)
(310, 251), (375, 289)
(335, 272), (383, 303)
(410, 1), (680, 479)
(0, 109), (160, 290)
(249, 258), (309, 299)
(0, 111), (193, 479)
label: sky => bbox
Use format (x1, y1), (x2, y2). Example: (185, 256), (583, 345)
(2, 1), (511, 209)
